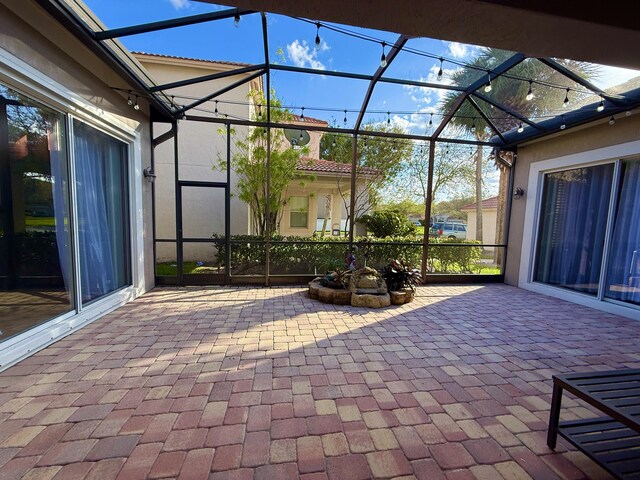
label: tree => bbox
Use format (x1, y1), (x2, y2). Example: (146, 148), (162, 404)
(395, 130), (476, 206)
(440, 50), (599, 243)
(319, 122), (413, 234)
(219, 90), (312, 236)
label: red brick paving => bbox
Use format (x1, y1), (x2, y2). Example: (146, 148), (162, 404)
(1, 284), (637, 479)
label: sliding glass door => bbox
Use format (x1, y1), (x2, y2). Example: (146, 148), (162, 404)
(0, 84), (74, 341)
(73, 120), (130, 303)
(534, 159), (640, 309)
(0, 81), (133, 344)
(605, 160), (640, 306)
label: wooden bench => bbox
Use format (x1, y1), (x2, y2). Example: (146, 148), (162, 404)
(547, 369), (640, 479)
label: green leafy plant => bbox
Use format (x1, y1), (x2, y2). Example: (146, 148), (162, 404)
(380, 259), (423, 292)
(320, 267), (351, 289)
(359, 210), (417, 238)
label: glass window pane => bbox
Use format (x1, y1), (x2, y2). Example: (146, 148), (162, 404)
(289, 195), (308, 228)
(0, 84), (74, 342)
(534, 164), (614, 295)
(74, 120), (130, 303)
(605, 160), (640, 306)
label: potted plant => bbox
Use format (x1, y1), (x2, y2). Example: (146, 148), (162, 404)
(380, 259), (422, 305)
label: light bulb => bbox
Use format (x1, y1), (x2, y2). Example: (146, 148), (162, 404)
(300, 107), (305, 121)
(437, 58), (443, 81)
(560, 116), (566, 130)
(380, 50), (387, 68)
(387, 112), (390, 125)
(127, 92), (133, 106)
(315, 23), (321, 49)
(343, 110), (347, 125)
(234, 12), (240, 27)
(597, 98), (605, 112)
(428, 113), (433, 127)
(526, 81), (534, 101)
(471, 119), (476, 132)
(517, 123), (524, 133)
(484, 72), (492, 93)
(563, 88), (570, 106)
(133, 99), (140, 111)
(332, 138), (336, 147)
(299, 130), (304, 140)
(214, 101), (218, 115)
(609, 116), (616, 125)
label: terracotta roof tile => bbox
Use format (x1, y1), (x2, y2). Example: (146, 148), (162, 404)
(290, 114), (328, 125)
(133, 51), (252, 68)
(460, 196), (499, 210)
(296, 158), (379, 175)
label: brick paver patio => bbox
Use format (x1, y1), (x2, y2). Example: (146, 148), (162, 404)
(1, 284), (639, 479)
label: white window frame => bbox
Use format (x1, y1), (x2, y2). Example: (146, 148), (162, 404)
(519, 139), (640, 321)
(289, 195), (309, 228)
(0, 47), (146, 370)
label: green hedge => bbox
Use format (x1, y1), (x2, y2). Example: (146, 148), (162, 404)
(213, 234), (485, 275)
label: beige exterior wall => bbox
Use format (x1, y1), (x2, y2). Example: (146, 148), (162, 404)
(505, 113), (640, 286)
(463, 209), (497, 244)
(136, 56), (256, 261)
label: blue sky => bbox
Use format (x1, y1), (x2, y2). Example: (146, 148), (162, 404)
(83, 0), (492, 131)
(85, 0), (640, 136)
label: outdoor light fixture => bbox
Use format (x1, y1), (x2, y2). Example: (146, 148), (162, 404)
(526, 81), (534, 101)
(380, 42), (387, 68)
(428, 113), (433, 127)
(214, 100), (218, 115)
(484, 72), (492, 93)
(343, 110), (347, 124)
(513, 187), (524, 199)
(563, 88), (570, 106)
(597, 97), (605, 112)
(234, 11), (241, 27)
(257, 104), (262, 119)
(315, 23), (321, 49)
(300, 107), (305, 121)
(560, 115), (566, 130)
(127, 90), (133, 106)
(609, 115), (616, 125)
(332, 137), (336, 147)
(517, 123), (524, 133)
(471, 118), (476, 132)
(437, 57), (443, 81)
(133, 96), (140, 110)
(143, 167), (156, 183)
(387, 111), (391, 125)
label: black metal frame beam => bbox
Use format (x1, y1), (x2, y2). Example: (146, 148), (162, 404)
(472, 92), (543, 130)
(183, 114), (500, 146)
(175, 70), (264, 115)
(35, 0), (174, 120)
(467, 96), (506, 144)
(150, 64), (266, 92)
(95, 8), (255, 40)
(538, 58), (625, 106)
(432, 53), (526, 139)
(354, 35), (410, 131)
(269, 63), (466, 93)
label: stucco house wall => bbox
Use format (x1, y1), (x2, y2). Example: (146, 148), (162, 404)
(505, 112), (640, 320)
(0, 0), (154, 368)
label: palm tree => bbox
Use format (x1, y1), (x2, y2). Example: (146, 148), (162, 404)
(440, 49), (598, 245)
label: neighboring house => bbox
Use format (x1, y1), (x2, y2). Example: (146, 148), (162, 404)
(460, 196), (498, 244)
(135, 53), (370, 259)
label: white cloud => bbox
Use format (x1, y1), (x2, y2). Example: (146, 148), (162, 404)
(448, 42), (468, 59)
(286, 39), (327, 70)
(168, 0), (191, 10)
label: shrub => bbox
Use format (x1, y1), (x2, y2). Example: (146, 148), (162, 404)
(212, 234), (484, 275)
(358, 210), (417, 238)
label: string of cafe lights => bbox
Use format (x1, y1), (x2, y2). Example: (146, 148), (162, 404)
(115, 85), (630, 134)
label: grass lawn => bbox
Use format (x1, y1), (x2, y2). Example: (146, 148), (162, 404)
(25, 216), (55, 227)
(156, 261), (220, 275)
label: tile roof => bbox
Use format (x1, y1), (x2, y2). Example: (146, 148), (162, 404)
(133, 51), (252, 68)
(460, 196), (499, 210)
(296, 158), (380, 176)
(290, 114), (328, 125)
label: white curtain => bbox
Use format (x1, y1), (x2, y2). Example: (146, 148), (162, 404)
(74, 125), (117, 302)
(605, 161), (640, 305)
